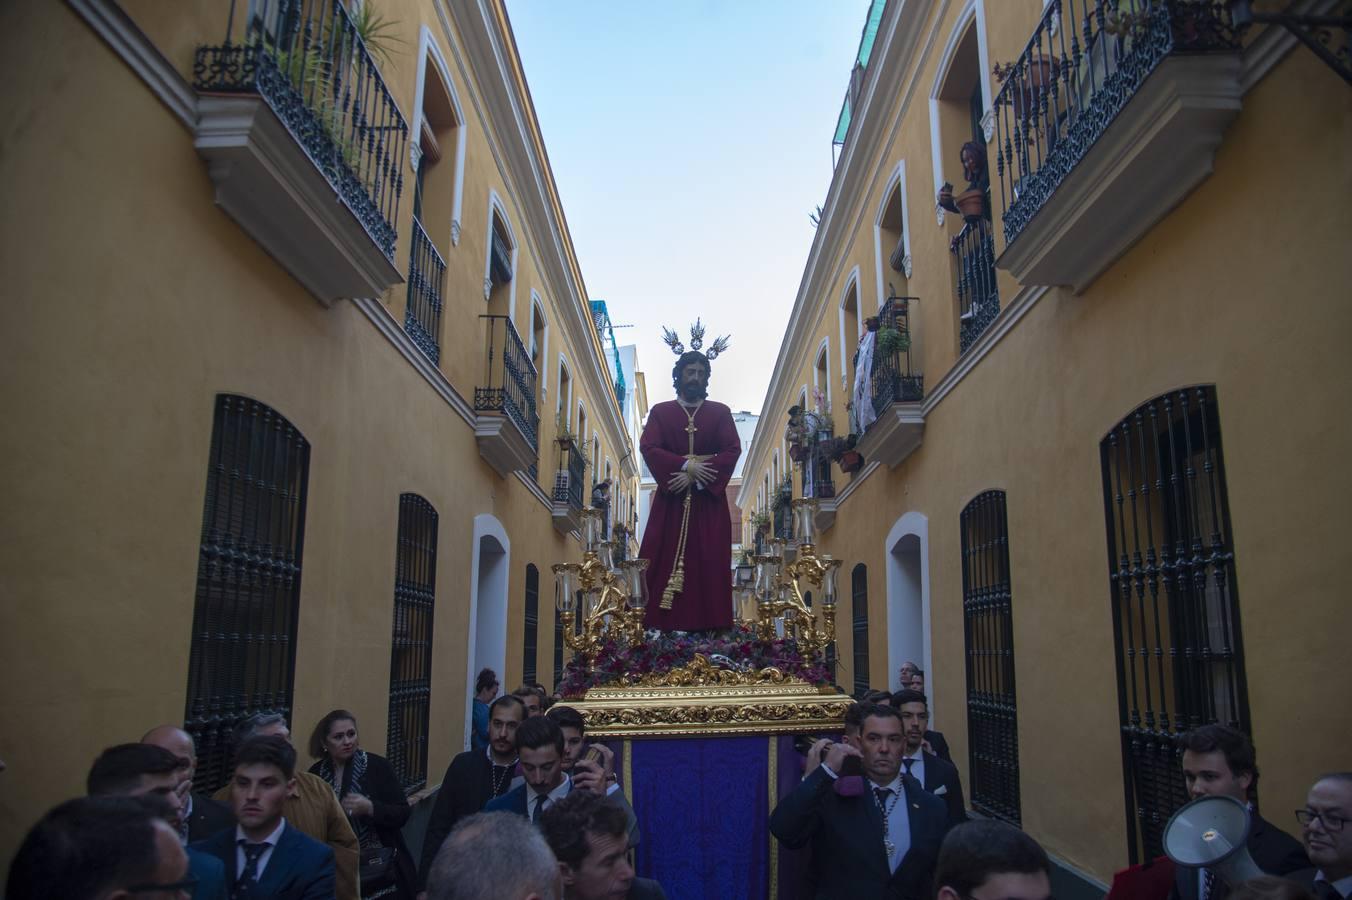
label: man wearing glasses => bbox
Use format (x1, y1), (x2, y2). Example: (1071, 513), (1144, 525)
(1299, 773), (1352, 899)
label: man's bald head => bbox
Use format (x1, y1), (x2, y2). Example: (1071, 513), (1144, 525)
(141, 726), (195, 784)
(428, 811), (558, 900)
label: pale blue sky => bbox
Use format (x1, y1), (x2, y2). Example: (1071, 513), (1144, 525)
(505, 1), (871, 414)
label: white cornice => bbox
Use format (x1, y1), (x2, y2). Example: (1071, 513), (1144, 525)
(67, 0), (196, 130)
(353, 298), (478, 426)
(743, 0), (931, 488)
(444, 0), (632, 461)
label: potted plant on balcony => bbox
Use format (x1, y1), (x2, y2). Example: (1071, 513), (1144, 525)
(556, 414), (575, 450)
(994, 55), (1062, 122)
(749, 510), (771, 535)
(875, 324), (911, 358)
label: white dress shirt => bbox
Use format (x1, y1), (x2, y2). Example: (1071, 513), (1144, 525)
(528, 773), (573, 818)
(901, 751), (926, 787)
(1313, 872), (1352, 899)
(234, 817), (286, 882)
(818, 765), (911, 872)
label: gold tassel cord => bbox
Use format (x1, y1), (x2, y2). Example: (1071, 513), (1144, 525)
(661, 402), (705, 611)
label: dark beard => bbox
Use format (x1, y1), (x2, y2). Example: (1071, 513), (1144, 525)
(679, 383), (707, 402)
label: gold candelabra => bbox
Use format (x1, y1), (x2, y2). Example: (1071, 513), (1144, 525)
(553, 508), (649, 664)
(735, 499), (841, 657)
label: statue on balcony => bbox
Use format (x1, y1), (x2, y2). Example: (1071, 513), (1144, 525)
(936, 140), (990, 224)
(639, 321), (740, 632)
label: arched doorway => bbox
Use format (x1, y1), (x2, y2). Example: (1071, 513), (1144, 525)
(465, 515), (510, 748)
(885, 512), (929, 696)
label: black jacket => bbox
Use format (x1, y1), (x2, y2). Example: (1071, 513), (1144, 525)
(308, 751), (415, 896)
(1168, 810), (1308, 900)
(186, 793), (236, 844)
(417, 749), (513, 889)
(770, 767), (950, 900)
(918, 751), (967, 828)
(924, 730), (951, 763)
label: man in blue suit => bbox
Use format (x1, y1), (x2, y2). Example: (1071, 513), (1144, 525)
(86, 742), (227, 900)
(485, 716), (594, 822)
(193, 735), (336, 899)
(771, 703), (950, 900)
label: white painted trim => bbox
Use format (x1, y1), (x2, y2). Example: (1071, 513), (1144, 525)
(836, 266), (862, 384)
(530, 290), (549, 397)
(352, 298), (476, 427)
(484, 191), (519, 320)
(874, 160), (915, 308)
(812, 337), (831, 411)
(928, 0), (988, 221)
(464, 514), (511, 749)
(410, 25), (468, 246)
(884, 512), (932, 703)
(68, 0), (196, 130)
(556, 353), (572, 427)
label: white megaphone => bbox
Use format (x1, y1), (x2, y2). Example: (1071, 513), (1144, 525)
(1163, 795), (1263, 887)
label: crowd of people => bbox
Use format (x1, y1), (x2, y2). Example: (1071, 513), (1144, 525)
(4, 662), (1348, 900)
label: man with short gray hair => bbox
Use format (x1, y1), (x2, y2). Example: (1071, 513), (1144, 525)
(427, 810), (560, 900)
(211, 712), (360, 900)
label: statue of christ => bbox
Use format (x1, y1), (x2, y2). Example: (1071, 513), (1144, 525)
(638, 333), (741, 633)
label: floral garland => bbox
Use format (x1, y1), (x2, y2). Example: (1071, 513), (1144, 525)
(558, 626), (834, 697)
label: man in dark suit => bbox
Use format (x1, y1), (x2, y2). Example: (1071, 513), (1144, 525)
(888, 690), (951, 763)
(893, 689), (967, 827)
(85, 742), (227, 900)
(770, 703), (950, 899)
(1168, 724), (1307, 900)
(142, 724), (236, 842)
(484, 716), (612, 821)
(417, 694), (527, 894)
(547, 705), (641, 848)
(6, 795), (200, 900)
(541, 791), (667, 900)
(193, 735), (336, 899)
(1297, 772), (1352, 899)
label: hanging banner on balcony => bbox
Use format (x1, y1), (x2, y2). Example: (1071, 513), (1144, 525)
(851, 331), (876, 434)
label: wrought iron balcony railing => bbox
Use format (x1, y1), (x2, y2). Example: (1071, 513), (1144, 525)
(195, 0), (408, 260)
(954, 218), (1000, 353)
(474, 316), (539, 455)
(870, 296), (924, 420)
(554, 441), (586, 510)
(993, 0), (1238, 248)
(405, 217), (444, 364)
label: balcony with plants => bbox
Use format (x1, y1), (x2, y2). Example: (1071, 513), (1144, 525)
(991, 0), (1242, 292)
(473, 315), (539, 479)
(193, 0), (409, 306)
(551, 425), (587, 535)
(855, 294), (926, 472)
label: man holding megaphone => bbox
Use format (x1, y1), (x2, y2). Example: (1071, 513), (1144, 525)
(1165, 725), (1308, 900)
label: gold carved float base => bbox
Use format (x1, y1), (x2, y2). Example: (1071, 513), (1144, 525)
(567, 656), (851, 738)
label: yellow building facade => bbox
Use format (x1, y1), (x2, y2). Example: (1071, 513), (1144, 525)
(0, 0), (637, 859)
(741, 0), (1350, 888)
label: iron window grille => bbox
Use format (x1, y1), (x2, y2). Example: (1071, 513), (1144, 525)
(194, 0), (408, 260)
(388, 493), (437, 794)
(993, 1), (1238, 248)
(523, 564), (540, 687)
(553, 612), (565, 686)
(869, 295), (924, 421)
(185, 395), (310, 795)
(852, 564), (870, 697)
(1100, 385), (1249, 863)
(474, 315), (540, 455)
(961, 490), (1022, 825)
(954, 218), (1000, 354)
(405, 216), (446, 365)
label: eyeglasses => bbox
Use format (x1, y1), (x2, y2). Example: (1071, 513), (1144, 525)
(1296, 809), (1348, 832)
(126, 873), (199, 896)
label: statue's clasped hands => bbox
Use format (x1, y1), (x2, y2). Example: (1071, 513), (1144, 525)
(667, 458), (716, 493)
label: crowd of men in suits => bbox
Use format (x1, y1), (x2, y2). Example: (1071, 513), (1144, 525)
(4, 657), (1349, 899)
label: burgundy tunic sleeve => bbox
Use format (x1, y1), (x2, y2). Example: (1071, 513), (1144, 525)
(697, 404), (741, 498)
(641, 403), (688, 492)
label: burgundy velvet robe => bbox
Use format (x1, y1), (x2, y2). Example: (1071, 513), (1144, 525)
(639, 399), (741, 631)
